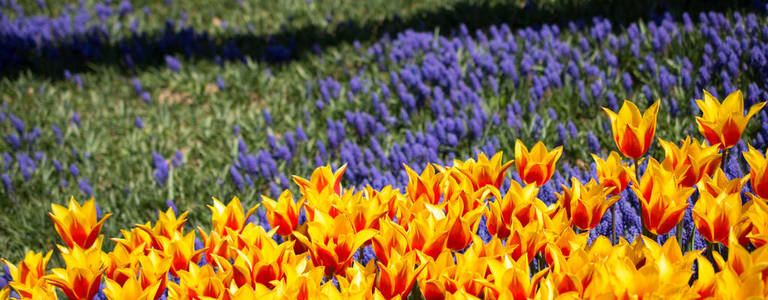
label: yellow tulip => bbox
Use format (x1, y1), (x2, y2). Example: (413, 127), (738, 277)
(0, 250), (53, 298)
(207, 196), (258, 237)
(404, 163), (445, 205)
(261, 189), (305, 236)
(592, 151), (634, 195)
(692, 188), (742, 245)
(744, 143), (768, 199)
(658, 136), (721, 187)
(568, 178), (620, 230)
(48, 196), (112, 249)
(602, 100), (660, 159)
(631, 158), (693, 235)
(514, 140), (563, 186)
(451, 152), (514, 190)
(696, 89), (766, 149)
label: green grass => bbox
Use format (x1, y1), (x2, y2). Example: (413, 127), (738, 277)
(0, 0), (762, 265)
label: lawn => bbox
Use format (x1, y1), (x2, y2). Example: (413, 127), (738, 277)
(0, 0), (764, 268)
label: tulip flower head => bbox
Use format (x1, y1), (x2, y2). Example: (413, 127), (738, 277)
(451, 152), (514, 190)
(693, 189), (743, 244)
(514, 140), (563, 186)
(695, 89), (766, 149)
(262, 190), (305, 236)
(744, 144), (768, 199)
(48, 197), (112, 249)
(0, 250), (53, 298)
(293, 164), (347, 196)
(207, 196), (258, 237)
(631, 158), (693, 235)
(659, 137), (721, 187)
(592, 151), (634, 195)
(404, 163), (445, 205)
(602, 100), (660, 159)
(569, 179), (620, 230)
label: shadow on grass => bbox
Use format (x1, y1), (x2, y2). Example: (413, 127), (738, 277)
(0, 0), (759, 80)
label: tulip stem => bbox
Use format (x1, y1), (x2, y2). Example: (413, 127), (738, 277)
(721, 149), (729, 173)
(633, 158), (645, 236)
(611, 205), (617, 245)
(706, 241), (719, 272)
(675, 221), (684, 247)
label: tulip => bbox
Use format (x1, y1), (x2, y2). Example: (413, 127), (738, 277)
(261, 190), (305, 236)
(292, 210), (377, 275)
(444, 202), (484, 251)
(375, 251), (427, 299)
(0, 250), (53, 298)
(293, 164), (347, 196)
(207, 196), (258, 236)
(514, 139), (563, 186)
(602, 100), (660, 159)
(745, 199), (768, 248)
(658, 136), (721, 187)
(451, 152), (514, 190)
(371, 220), (409, 265)
(568, 179), (620, 230)
(160, 231), (206, 277)
(697, 168), (749, 197)
(479, 254), (549, 300)
(404, 163), (445, 204)
(631, 158), (693, 236)
(696, 89), (766, 149)
(402, 215), (449, 260)
(592, 151), (633, 195)
(103, 273), (162, 300)
(485, 180), (546, 239)
(48, 196), (112, 249)
(744, 144), (768, 199)
(46, 239), (106, 300)
(167, 263), (226, 299)
(692, 188), (742, 244)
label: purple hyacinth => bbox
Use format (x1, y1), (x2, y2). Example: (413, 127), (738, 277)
(165, 55), (182, 73)
(152, 152), (169, 186)
(134, 117), (144, 129)
(230, 165), (244, 191)
(69, 163), (79, 178)
(1, 173), (12, 193)
(172, 150), (184, 167)
(78, 178), (93, 196)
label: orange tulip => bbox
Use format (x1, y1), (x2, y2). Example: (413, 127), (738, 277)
(371, 220), (409, 265)
(167, 263), (226, 299)
(744, 144), (768, 199)
(568, 179), (620, 230)
(402, 215), (449, 260)
(452, 152), (514, 190)
(602, 100), (660, 159)
(485, 180), (546, 239)
(46, 239), (106, 300)
(48, 196), (112, 249)
(658, 137), (721, 187)
(137, 250), (171, 300)
(693, 188), (743, 244)
(207, 196), (258, 236)
(745, 199), (768, 248)
(375, 251), (427, 299)
(0, 250), (53, 298)
(261, 190), (305, 236)
(404, 163), (445, 204)
(293, 163), (347, 196)
(514, 140), (563, 186)
(631, 158), (694, 235)
(103, 271), (162, 300)
(292, 210), (377, 275)
(479, 253), (549, 300)
(697, 168), (750, 197)
(444, 202), (484, 251)
(592, 151), (634, 195)
(160, 231), (206, 277)
(696, 89), (766, 149)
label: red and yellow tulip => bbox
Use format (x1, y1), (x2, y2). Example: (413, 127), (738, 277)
(261, 190), (305, 236)
(659, 136), (722, 187)
(592, 151), (634, 195)
(744, 144), (768, 199)
(693, 188), (743, 245)
(631, 158), (694, 235)
(567, 179), (620, 230)
(603, 99), (661, 159)
(696, 89), (766, 149)
(48, 197), (112, 249)
(515, 139), (563, 186)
